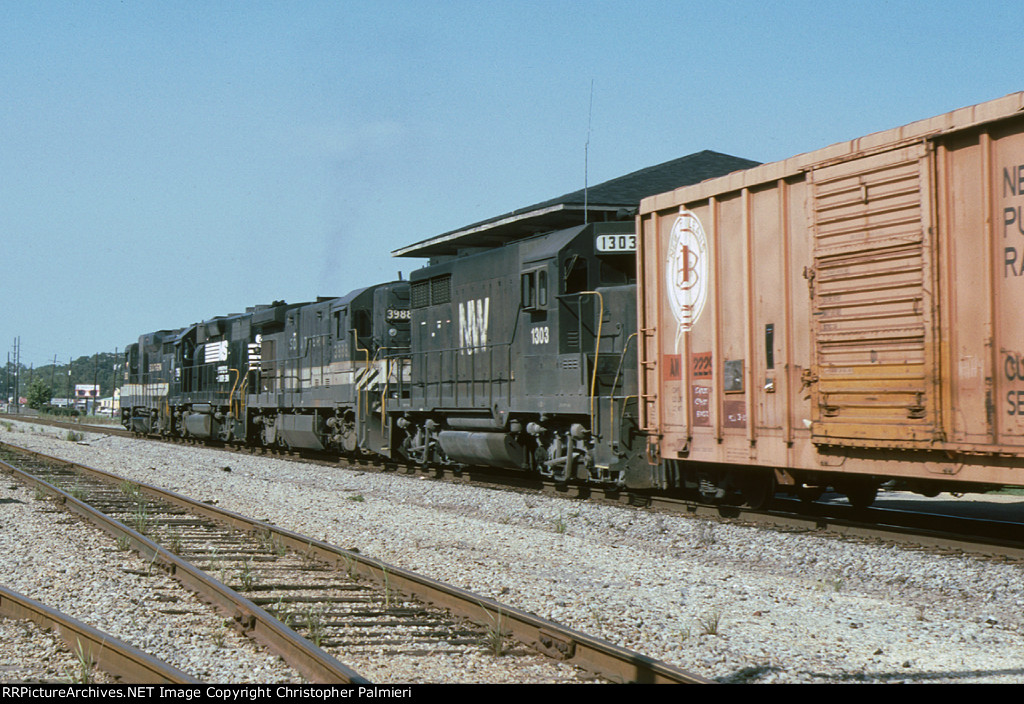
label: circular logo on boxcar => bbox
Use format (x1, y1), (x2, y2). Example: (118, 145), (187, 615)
(665, 210), (709, 332)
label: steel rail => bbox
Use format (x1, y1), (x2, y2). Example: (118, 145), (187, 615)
(641, 493), (1024, 561)
(0, 439), (710, 684)
(0, 584), (200, 684)
(0, 444), (369, 685)
(6, 414), (1022, 560)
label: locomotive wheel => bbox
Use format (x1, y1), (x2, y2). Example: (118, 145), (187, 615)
(339, 420), (357, 453)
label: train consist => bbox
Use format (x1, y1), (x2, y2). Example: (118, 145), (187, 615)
(122, 222), (654, 488)
(123, 92), (1024, 507)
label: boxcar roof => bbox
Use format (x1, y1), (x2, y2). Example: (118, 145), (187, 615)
(641, 91), (1024, 214)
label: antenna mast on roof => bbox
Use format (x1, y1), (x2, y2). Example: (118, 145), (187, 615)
(584, 79), (593, 225)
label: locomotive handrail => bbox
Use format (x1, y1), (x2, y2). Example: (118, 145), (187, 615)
(229, 368), (250, 425)
(352, 329), (371, 443)
(577, 290), (604, 433)
(373, 346), (412, 435)
(609, 332), (638, 449)
(403, 342), (513, 411)
(228, 367), (241, 407)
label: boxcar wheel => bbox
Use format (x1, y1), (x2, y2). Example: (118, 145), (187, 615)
(844, 483), (878, 510)
(738, 471), (776, 510)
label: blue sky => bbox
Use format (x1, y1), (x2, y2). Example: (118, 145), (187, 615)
(2, 0), (1022, 367)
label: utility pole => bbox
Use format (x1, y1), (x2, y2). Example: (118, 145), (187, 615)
(92, 351), (98, 415)
(12, 337), (20, 413)
(49, 354), (58, 408)
(112, 347), (118, 417)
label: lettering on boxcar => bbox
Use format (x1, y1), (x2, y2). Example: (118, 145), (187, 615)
(1003, 352), (1024, 417)
(723, 399), (747, 428)
(458, 297), (489, 355)
(693, 385), (711, 426)
(663, 354), (682, 381)
(691, 351), (712, 379)
(1002, 164), (1024, 276)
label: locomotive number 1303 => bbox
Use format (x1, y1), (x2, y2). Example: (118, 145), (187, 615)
(595, 233), (636, 253)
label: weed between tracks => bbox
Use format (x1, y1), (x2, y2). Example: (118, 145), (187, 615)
(237, 557), (256, 591)
(64, 639), (96, 684)
(479, 604), (510, 656)
(67, 482), (86, 501)
(695, 521), (716, 547)
(130, 501), (152, 535)
(257, 528), (287, 556)
(118, 480), (141, 499)
(698, 609), (722, 636)
(303, 607), (326, 647)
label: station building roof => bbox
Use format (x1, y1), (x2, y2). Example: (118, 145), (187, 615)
(391, 150), (760, 262)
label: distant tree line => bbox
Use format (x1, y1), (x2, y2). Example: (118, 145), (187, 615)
(3, 351), (122, 405)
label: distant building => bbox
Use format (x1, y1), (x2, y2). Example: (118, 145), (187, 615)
(97, 391), (119, 416)
(74, 384), (100, 411)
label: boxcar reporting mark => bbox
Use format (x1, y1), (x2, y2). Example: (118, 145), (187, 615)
(665, 210), (709, 351)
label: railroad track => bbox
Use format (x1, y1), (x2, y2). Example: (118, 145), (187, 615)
(0, 440), (710, 684)
(0, 585), (199, 684)
(7, 413), (1023, 561)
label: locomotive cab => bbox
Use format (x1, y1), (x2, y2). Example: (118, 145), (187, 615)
(120, 331), (176, 434)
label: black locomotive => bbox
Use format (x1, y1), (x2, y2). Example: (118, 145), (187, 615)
(122, 222), (654, 487)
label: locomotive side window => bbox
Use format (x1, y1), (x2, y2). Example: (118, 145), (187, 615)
(521, 272), (535, 309)
(354, 309), (372, 340)
(521, 268), (548, 310)
(563, 255), (588, 294)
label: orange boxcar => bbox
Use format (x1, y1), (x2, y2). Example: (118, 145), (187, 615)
(637, 92), (1024, 506)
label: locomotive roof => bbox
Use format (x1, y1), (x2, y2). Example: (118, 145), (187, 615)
(392, 150), (759, 261)
(409, 224), (595, 281)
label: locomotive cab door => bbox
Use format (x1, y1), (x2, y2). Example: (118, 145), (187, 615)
(519, 262), (558, 411)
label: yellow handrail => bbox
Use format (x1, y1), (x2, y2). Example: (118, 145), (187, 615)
(352, 330), (371, 426)
(578, 290), (604, 432)
(228, 368), (241, 417)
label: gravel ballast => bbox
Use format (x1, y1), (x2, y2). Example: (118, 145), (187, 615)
(2, 420), (1024, 684)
